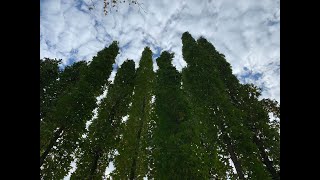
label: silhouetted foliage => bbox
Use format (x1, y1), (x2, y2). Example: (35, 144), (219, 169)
(71, 60), (136, 179)
(112, 47), (155, 180)
(40, 42), (119, 179)
(88, 0), (145, 15)
(40, 33), (279, 179)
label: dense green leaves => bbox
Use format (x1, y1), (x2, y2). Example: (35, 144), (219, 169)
(181, 32), (279, 179)
(182, 32), (235, 179)
(40, 33), (279, 179)
(40, 58), (63, 123)
(152, 51), (207, 179)
(40, 60), (88, 161)
(40, 42), (119, 179)
(196, 36), (279, 179)
(71, 60), (136, 179)
(112, 47), (155, 180)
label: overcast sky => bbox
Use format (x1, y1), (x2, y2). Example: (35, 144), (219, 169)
(40, 0), (280, 102)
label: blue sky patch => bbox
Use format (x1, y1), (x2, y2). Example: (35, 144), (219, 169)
(239, 66), (263, 82)
(152, 46), (162, 60)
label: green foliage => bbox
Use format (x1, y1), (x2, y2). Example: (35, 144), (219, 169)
(40, 60), (88, 156)
(40, 58), (61, 121)
(181, 32), (279, 179)
(232, 84), (280, 178)
(196, 36), (279, 179)
(182, 32), (233, 179)
(40, 58), (62, 155)
(112, 47), (155, 179)
(40, 42), (119, 179)
(40, 34), (279, 179)
(152, 51), (207, 179)
(71, 60), (136, 179)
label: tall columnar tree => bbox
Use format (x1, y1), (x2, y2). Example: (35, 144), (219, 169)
(40, 60), (88, 156)
(182, 32), (272, 179)
(151, 51), (207, 179)
(40, 41), (119, 179)
(40, 58), (62, 156)
(112, 47), (155, 180)
(261, 98), (280, 177)
(197, 36), (277, 179)
(239, 85), (280, 180)
(40, 33), (279, 179)
(71, 60), (136, 179)
(193, 36), (242, 179)
(40, 58), (61, 121)
(181, 32), (235, 179)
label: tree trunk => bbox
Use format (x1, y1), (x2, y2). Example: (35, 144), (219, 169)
(223, 135), (245, 180)
(40, 127), (64, 166)
(88, 101), (119, 179)
(129, 97), (146, 180)
(253, 136), (279, 180)
(89, 150), (101, 180)
(129, 157), (137, 180)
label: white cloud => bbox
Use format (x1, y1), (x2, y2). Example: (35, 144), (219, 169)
(121, 115), (129, 123)
(41, 0), (280, 101)
(104, 161), (115, 179)
(63, 156), (77, 180)
(86, 83), (110, 131)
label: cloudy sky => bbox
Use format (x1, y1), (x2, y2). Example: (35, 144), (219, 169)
(40, 0), (280, 102)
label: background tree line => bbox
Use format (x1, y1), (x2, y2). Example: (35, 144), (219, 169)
(40, 32), (280, 179)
